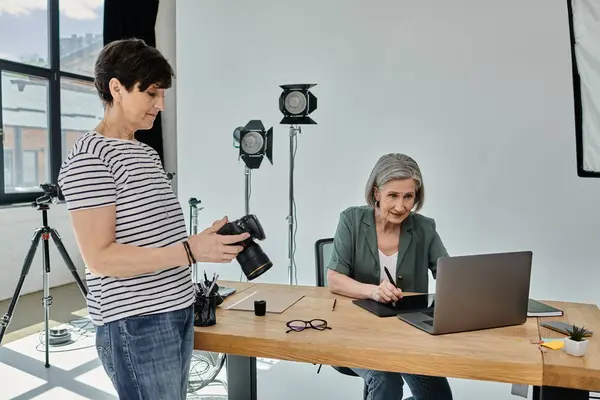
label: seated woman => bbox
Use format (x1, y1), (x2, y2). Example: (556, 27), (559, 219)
(327, 153), (453, 400)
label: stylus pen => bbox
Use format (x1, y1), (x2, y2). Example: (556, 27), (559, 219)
(384, 266), (397, 288)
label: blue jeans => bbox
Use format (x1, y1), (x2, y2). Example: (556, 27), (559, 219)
(351, 367), (453, 400)
(95, 305), (195, 400)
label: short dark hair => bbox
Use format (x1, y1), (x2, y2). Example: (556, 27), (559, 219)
(94, 38), (175, 106)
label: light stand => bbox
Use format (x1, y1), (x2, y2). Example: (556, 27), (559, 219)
(233, 120), (274, 281)
(241, 166), (251, 282)
(0, 184), (87, 368)
(287, 125), (301, 285)
(186, 198), (228, 395)
(188, 198), (203, 284)
(244, 167), (251, 216)
(278, 83), (318, 285)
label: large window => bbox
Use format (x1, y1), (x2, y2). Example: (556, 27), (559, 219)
(0, 0), (104, 204)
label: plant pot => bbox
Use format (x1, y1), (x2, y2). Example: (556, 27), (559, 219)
(564, 338), (589, 357)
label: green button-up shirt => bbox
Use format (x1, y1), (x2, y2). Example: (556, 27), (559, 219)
(326, 206), (449, 293)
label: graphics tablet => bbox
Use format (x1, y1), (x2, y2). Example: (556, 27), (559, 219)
(353, 294), (435, 317)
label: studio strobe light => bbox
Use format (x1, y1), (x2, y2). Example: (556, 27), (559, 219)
(279, 84), (318, 125)
(278, 83), (318, 285)
(235, 120), (274, 170)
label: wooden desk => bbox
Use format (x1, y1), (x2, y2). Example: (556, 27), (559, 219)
(195, 282), (599, 400)
(535, 300), (600, 399)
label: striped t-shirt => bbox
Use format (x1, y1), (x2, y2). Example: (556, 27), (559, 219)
(58, 131), (194, 325)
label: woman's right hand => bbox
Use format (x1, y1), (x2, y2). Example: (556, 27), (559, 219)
(370, 280), (404, 303)
(188, 216), (250, 263)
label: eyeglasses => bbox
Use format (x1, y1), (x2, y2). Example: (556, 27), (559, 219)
(286, 319), (331, 333)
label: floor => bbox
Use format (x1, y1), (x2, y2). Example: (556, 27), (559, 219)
(0, 284), (232, 399)
(0, 283), (88, 345)
(0, 284), (540, 399)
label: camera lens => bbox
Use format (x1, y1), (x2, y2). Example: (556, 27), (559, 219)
(217, 215), (273, 280)
(237, 242), (273, 280)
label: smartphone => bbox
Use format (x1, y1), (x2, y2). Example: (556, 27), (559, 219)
(540, 321), (593, 336)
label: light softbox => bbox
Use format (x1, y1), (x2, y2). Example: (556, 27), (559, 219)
(569, 0), (600, 177)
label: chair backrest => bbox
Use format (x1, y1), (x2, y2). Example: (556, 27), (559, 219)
(314, 238), (362, 379)
(315, 238), (334, 287)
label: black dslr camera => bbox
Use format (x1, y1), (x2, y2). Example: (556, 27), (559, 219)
(217, 214), (273, 280)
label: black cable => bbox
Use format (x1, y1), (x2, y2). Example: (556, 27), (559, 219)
(186, 352), (226, 394)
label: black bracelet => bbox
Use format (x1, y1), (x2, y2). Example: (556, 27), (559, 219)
(182, 240), (197, 265)
(185, 241), (197, 264)
(182, 241), (193, 266)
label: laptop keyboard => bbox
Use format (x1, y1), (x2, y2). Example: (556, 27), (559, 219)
(423, 310), (434, 318)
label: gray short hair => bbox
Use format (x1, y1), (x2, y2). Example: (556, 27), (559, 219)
(364, 153), (425, 212)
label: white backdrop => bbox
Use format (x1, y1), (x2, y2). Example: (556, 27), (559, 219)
(176, 0), (599, 306)
(573, 0), (600, 173)
(175, 1), (599, 399)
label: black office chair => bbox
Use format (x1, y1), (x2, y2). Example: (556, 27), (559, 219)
(314, 238), (360, 379)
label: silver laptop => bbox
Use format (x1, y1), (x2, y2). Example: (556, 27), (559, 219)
(397, 251), (532, 335)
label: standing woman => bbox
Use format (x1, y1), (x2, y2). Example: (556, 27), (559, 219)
(327, 153), (453, 400)
(58, 39), (248, 399)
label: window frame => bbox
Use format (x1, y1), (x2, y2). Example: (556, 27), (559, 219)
(3, 149), (14, 188)
(0, 0), (99, 205)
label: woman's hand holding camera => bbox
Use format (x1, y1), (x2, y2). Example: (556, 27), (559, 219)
(370, 280), (403, 303)
(188, 216), (250, 263)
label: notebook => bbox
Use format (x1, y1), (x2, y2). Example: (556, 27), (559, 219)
(528, 299), (563, 317)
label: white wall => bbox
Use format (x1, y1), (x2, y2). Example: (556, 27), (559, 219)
(0, 0), (178, 302)
(176, 0), (599, 307)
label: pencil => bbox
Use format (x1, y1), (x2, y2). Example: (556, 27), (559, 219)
(332, 298), (337, 311)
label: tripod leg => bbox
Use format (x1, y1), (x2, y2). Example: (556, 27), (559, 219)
(49, 228), (87, 297)
(0, 229), (43, 345)
(41, 229), (52, 368)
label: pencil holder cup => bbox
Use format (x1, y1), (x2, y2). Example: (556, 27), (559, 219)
(194, 282), (224, 306)
(194, 293), (218, 327)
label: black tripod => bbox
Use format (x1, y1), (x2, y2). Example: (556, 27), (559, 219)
(0, 187), (87, 368)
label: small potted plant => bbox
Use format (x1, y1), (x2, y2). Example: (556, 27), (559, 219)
(564, 324), (592, 357)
